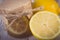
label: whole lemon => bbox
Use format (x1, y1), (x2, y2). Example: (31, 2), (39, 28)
(58, 8), (60, 14)
(32, 0), (59, 15)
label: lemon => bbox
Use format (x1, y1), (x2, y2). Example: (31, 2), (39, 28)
(58, 8), (60, 14)
(29, 11), (60, 40)
(6, 16), (29, 37)
(32, 0), (59, 15)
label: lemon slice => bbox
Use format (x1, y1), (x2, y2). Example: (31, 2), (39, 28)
(7, 16), (29, 36)
(29, 11), (60, 40)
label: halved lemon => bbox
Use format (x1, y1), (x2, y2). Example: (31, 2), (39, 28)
(29, 11), (60, 40)
(7, 16), (29, 37)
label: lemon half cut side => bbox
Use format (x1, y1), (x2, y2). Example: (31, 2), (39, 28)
(7, 16), (29, 36)
(29, 11), (60, 39)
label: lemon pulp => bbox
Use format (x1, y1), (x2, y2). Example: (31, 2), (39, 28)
(29, 11), (60, 39)
(7, 16), (29, 35)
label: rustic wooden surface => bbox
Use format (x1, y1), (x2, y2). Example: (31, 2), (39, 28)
(0, 0), (60, 40)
